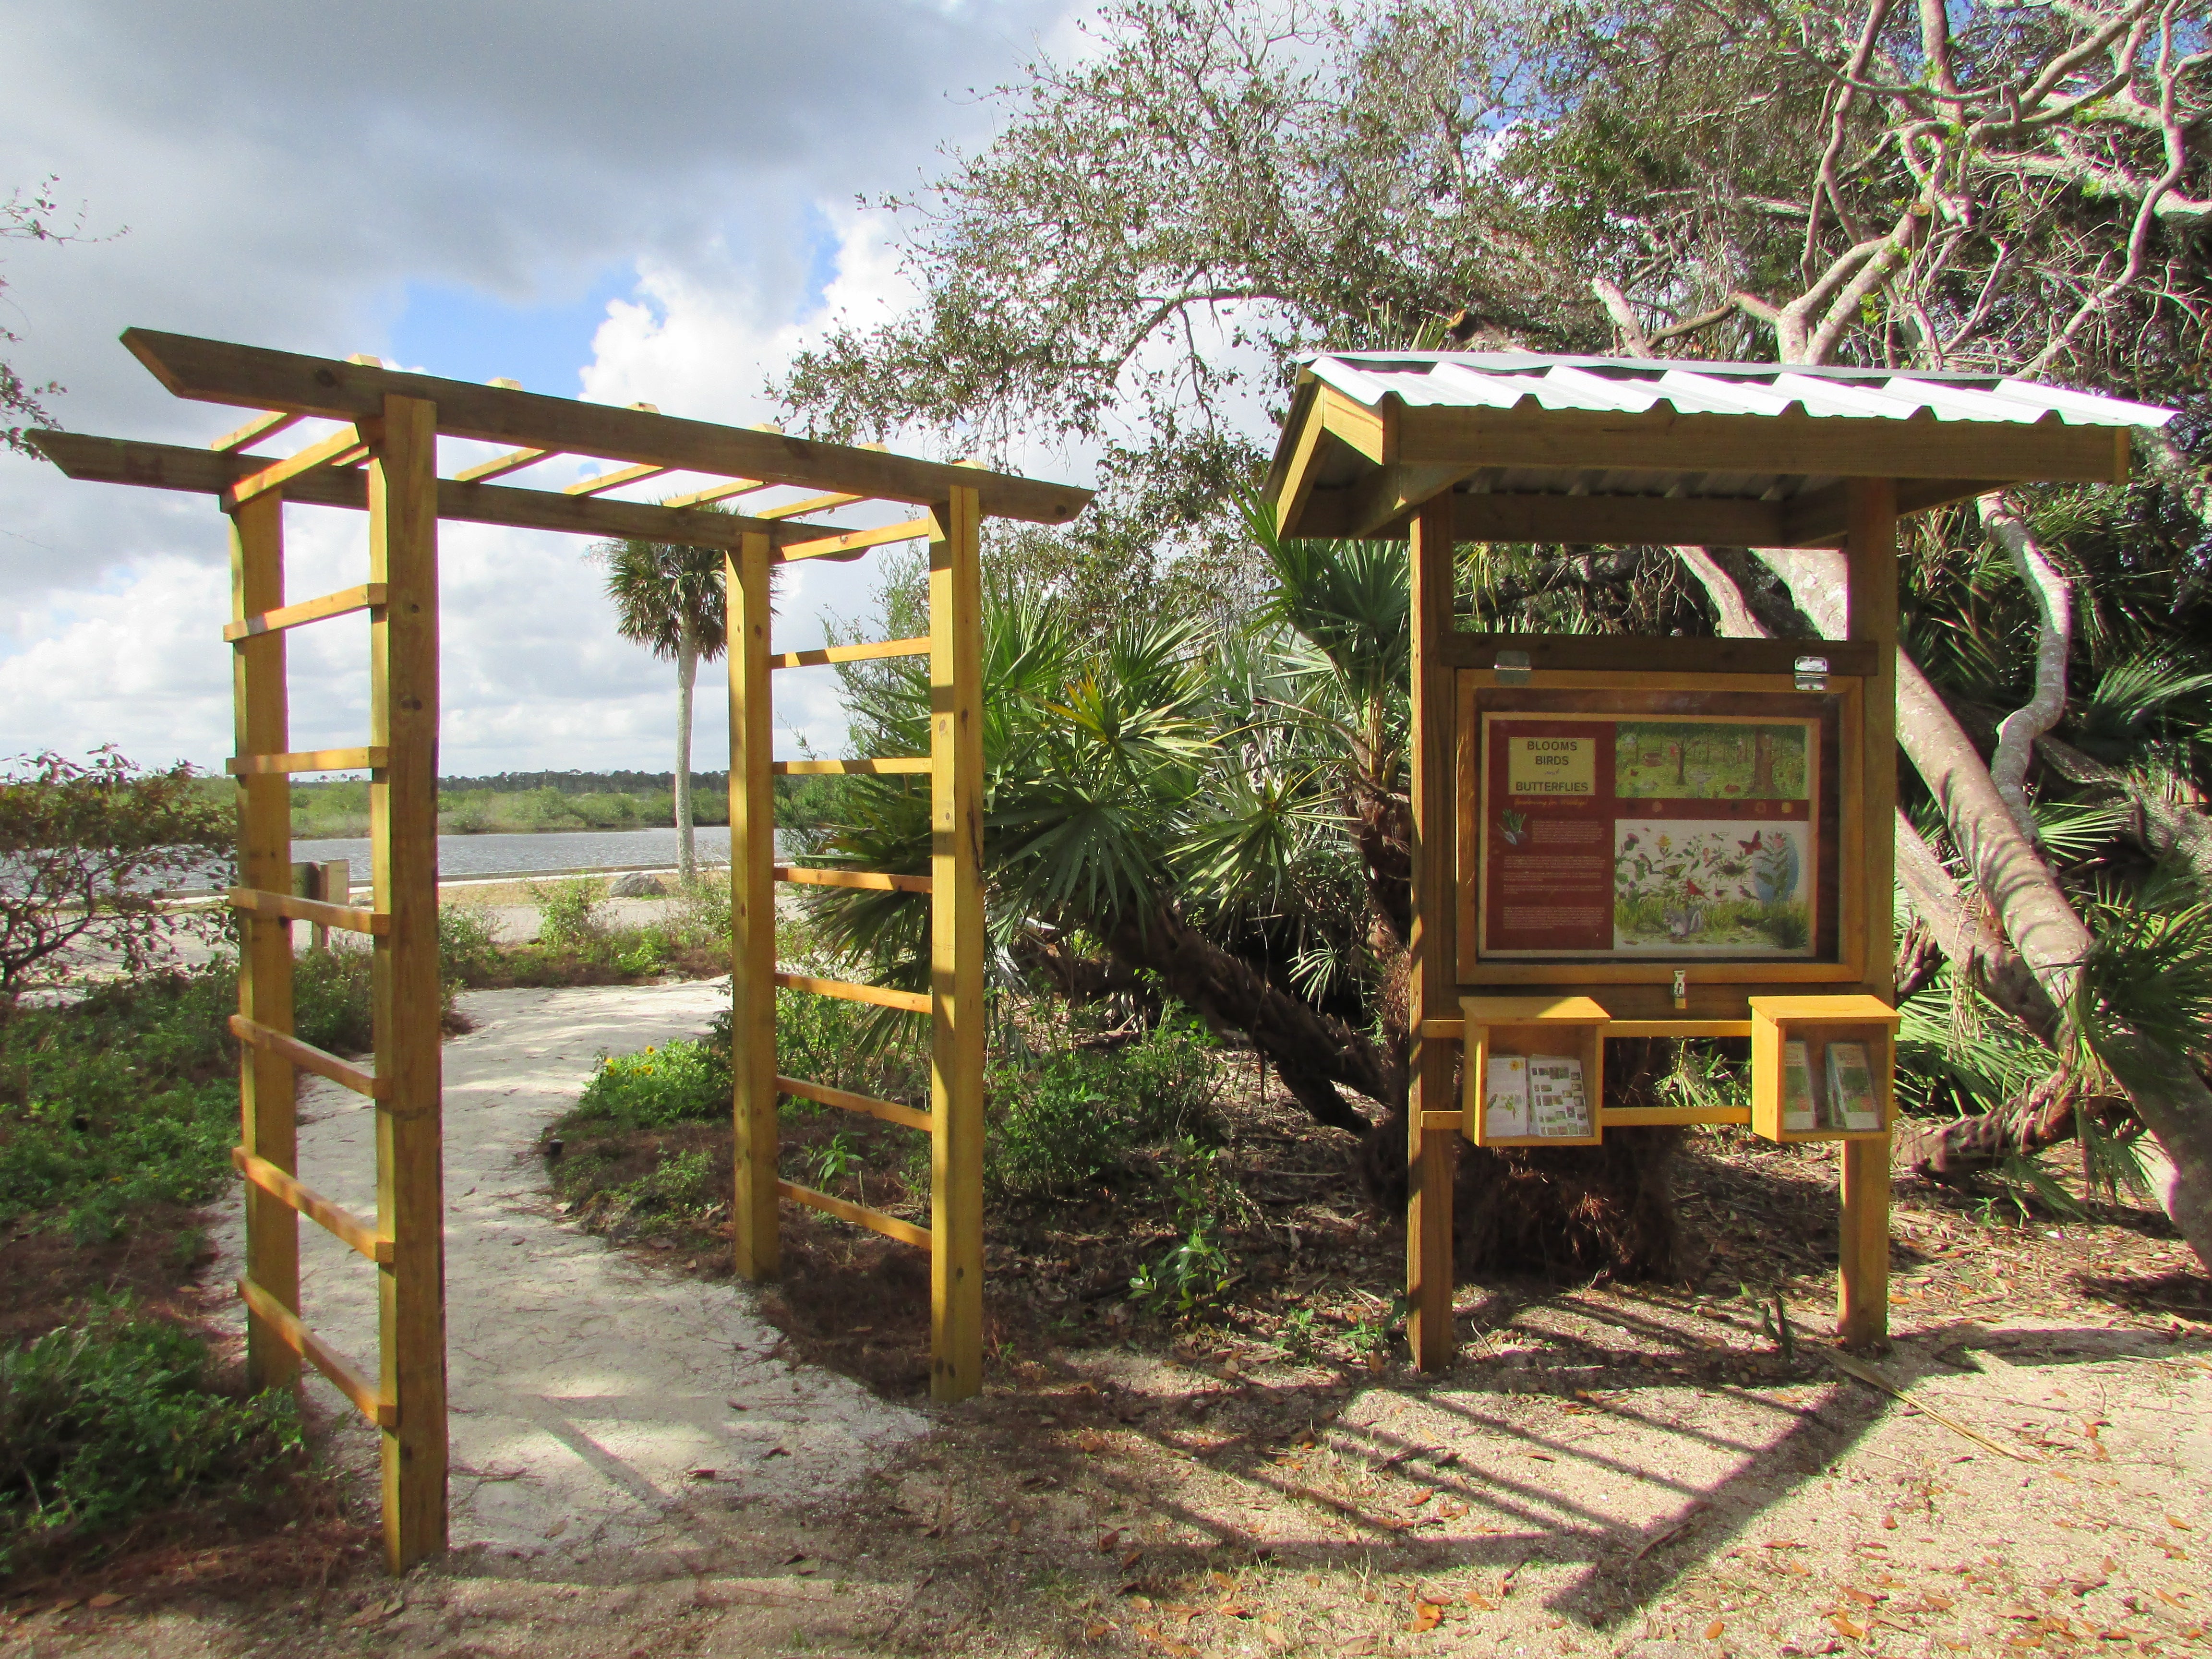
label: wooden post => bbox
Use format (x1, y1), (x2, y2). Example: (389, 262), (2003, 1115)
(1406, 498), (1456, 1370)
(929, 486), (985, 1402)
(367, 393), (448, 1570)
(1840, 477), (1898, 1350)
(230, 490), (298, 1393)
(728, 529), (780, 1280)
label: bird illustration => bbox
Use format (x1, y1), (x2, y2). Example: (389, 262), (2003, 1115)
(1685, 879), (1707, 900)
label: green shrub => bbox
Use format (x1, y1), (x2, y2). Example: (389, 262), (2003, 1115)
(0, 1313), (304, 1572)
(529, 878), (609, 955)
(0, 969), (239, 1240)
(437, 905), (503, 987)
(986, 1012), (1218, 1199)
(292, 946), (376, 1055)
(572, 1040), (725, 1129)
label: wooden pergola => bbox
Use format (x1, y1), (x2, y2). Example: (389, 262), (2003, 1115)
(1263, 352), (2171, 1371)
(32, 330), (1091, 1571)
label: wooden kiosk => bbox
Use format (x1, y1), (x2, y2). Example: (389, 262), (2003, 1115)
(31, 330), (1090, 1569)
(1262, 351), (2166, 1369)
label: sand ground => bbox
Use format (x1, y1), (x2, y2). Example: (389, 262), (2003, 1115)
(5, 984), (2208, 1658)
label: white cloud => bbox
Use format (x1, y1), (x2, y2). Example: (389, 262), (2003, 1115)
(0, 0), (1086, 773)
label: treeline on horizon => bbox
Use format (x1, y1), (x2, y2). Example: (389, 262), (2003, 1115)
(236, 772), (850, 838)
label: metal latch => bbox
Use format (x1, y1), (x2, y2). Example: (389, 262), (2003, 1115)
(1495, 649), (1532, 686)
(1794, 654), (1829, 692)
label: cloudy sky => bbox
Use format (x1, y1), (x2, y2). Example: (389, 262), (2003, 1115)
(0, 0), (1091, 779)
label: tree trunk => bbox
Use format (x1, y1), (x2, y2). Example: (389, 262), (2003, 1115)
(1754, 546), (2212, 1267)
(674, 618), (697, 889)
(1099, 897), (1396, 1135)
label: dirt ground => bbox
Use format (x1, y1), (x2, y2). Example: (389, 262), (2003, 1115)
(5, 986), (2209, 1658)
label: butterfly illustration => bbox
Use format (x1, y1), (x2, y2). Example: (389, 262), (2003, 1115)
(1736, 831), (1764, 854)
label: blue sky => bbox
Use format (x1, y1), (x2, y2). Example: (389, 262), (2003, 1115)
(0, 0), (1088, 776)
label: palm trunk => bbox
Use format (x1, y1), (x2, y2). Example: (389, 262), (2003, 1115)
(674, 616), (697, 889)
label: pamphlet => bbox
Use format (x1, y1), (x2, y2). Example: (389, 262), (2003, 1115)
(1528, 1055), (1591, 1138)
(1780, 1039), (1817, 1132)
(1825, 1040), (1881, 1131)
(1483, 1056), (1530, 1139)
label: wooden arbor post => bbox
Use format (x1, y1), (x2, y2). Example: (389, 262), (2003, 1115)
(1407, 498), (1457, 1370)
(231, 491), (299, 1394)
(368, 393), (450, 1567)
(722, 486), (989, 1404)
(930, 485), (986, 1401)
(1839, 479), (1898, 1349)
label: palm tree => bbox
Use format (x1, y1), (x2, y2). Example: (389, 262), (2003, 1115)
(593, 534), (729, 887)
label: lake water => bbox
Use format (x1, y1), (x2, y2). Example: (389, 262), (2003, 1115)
(292, 826), (741, 881)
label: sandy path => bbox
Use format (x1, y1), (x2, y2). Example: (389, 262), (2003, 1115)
(208, 980), (924, 1563)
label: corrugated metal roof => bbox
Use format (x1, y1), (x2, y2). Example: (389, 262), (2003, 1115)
(1301, 353), (2176, 430)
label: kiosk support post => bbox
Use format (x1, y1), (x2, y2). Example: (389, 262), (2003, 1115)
(1840, 478), (1898, 1348)
(1407, 497), (1457, 1370)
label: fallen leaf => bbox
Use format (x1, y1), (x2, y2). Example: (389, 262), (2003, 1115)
(1009, 1517), (1023, 1536)
(1122, 1548), (1144, 1569)
(1524, 1452), (1556, 1462)
(1705, 1619), (1725, 1640)
(86, 1594), (124, 1611)
(687, 1467), (715, 1480)
(1465, 1592), (1496, 1611)
(1762, 1539), (1807, 1550)
(342, 1596), (404, 1629)
(763, 1445), (791, 1459)
(1842, 1586), (1882, 1607)
(1085, 1623), (1112, 1640)
(1218, 1600), (1253, 1618)
(1408, 1600), (1444, 1633)
(2169, 1515), (2194, 1531)
(1213, 1572), (1236, 1590)
(782, 1551), (807, 1565)
(1883, 1514), (1899, 1530)
(1830, 1611), (1866, 1639)
(1099, 1529), (1121, 1552)
(1079, 1431), (1109, 1454)
(1127, 1595), (1154, 1611)
(1407, 1489), (1434, 1507)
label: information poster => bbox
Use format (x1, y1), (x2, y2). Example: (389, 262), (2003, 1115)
(1479, 713), (1819, 959)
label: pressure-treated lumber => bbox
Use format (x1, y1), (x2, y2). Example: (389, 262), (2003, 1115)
(26, 432), (849, 552)
(929, 486), (986, 1402)
(238, 1278), (395, 1429)
(774, 864), (932, 893)
(775, 1179), (932, 1250)
(227, 746), (387, 776)
(773, 971), (932, 1014)
(211, 408), (301, 452)
(565, 461), (671, 496)
(769, 636), (931, 670)
(663, 475), (769, 507)
(227, 423), (367, 506)
(1406, 497), (1457, 1371)
(229, 490), (298, 1394)
(224, 582), (386, 641)
(728, 530), (780, 1282)
(232, 1147), (392, 1262)
(120, 329), (1094, 524)
(368, 393), (448, 1572)
(776, 1074), (933, 1133)
(1839, 479), (1899, 1350)
(227, 885), (387, 935)
(777, 517), (935, 563)
(1440, 633), (1878, 678)
(230, 1016), (387, 1097)
(770, 757), (930, 775)
(1385, 402), (2123, 483)
(451, 445), (555, 483)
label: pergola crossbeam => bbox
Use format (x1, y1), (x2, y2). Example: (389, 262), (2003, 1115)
(122, 329), (1089, 523)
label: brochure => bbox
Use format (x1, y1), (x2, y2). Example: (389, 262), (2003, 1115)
(1527, 1055), (1591, 1138)
(1780, 1039), (1818, 1132)
(1825, 1040), (1882, 1131)
(1483, 1056), (1530, 1139)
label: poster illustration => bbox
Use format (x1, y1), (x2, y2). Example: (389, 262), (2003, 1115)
(1479, 712), (1819, 960)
